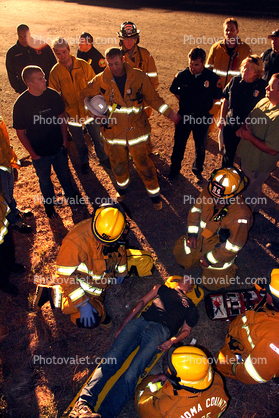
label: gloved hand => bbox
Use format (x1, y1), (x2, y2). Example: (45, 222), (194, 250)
(79, 303), (98, 328)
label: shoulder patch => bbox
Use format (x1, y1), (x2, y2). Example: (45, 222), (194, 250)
(182, 298), (189, 308)
(99, 58), (106, 68)
(204, 80), (209, 88)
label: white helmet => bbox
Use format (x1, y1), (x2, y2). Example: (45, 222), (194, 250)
(84, 95), (108, 116)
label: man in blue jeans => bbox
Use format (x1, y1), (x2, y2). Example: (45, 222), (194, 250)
(13, 65), (78, 218)
(69, 276), (199, 418)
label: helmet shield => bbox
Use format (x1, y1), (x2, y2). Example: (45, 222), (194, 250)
(208, 167), (248, 200)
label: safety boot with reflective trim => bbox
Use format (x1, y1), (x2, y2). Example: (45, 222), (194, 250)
(69, 400), (101, 418)
(33, 285), (55, 311)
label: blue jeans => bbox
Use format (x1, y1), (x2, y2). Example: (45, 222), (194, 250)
(68, 121), (107, 164)
(32, 148), (75, 201)
(80, 316), (170, 417)
(0, 169), (19, 224)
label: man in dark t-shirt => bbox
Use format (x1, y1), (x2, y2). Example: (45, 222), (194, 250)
(69, 276), (199, 418)
(13, 65), (77, 218)
(168, 47), (223, 185)
(77, 32), (106, 75)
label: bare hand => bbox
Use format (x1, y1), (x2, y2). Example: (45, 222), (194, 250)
(200, 255), (209, 268)
(168, 110), (181, 125)
(152, 373), (168, 384)
(187, 236), (197, 249)
(236, 123), (252, 140)
(158, 339), (173, 351)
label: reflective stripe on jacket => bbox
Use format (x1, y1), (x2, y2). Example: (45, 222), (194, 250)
(123, 46), (159, 90)
(206, 39), (251, 88)
(186, 188), (253, 267)
(80, 62), (172, 146)
(226, 308), (279, 384)
(55, 218), (126, 307)
(49, 56), (95, 123)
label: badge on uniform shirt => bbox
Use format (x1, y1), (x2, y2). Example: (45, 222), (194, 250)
(253, 90), (259, 97)
(35, 49), (41, 55)
(182, 298), (189, 308)
(204, 80), (209, 88)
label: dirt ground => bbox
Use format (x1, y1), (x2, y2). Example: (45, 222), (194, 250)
(0, 1), (279, 417)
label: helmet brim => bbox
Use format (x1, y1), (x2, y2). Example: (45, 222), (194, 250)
(84, 96), (108, 117)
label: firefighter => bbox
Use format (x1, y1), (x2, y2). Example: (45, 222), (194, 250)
(216, 266), (279, 384)
(205, 18), (251, 132)
(136, 346), (228, 418)
(117, 21), (158, 91)
(81, 47), (179, 210)
(117, 21), (158, 125)
(33, 204), (128, 328)
(173, 166), (253, 290)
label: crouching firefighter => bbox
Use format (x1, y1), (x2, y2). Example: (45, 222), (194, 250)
(216, 266), (279, 384)
(135, 346), (228, 418)
(34, 203), (154, 328)
(34, 204), (129, 329)
(173, 166), (253, 291)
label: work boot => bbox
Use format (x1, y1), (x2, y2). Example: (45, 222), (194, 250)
(151, 195), (162, 210)
(11, 219), (33, 234)
(44, 203), (57, 219)
(33, 285), (54, 311)
(116, 189), (126, 203)
(69, 400), (101, 418)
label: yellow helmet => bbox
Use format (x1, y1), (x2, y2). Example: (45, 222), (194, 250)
(92, 205), (126, 244)
(267, 267), (279, 309)
(166, 346), (213, 392)
(208, 166), (248, 200)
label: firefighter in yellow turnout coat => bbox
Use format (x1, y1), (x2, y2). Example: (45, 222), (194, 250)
(136, 346), (228, 418)
(216, 267), (279, 384)
(81, 47), (178, 210)
(34, 205), (128, 328)
(173, 167), (253, 290)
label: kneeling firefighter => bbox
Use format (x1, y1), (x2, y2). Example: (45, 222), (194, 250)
(173, 167), (253, 291)
(34, 203), (154, 329)
(136, 346), (228, 418)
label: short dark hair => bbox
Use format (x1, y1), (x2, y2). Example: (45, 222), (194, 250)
(188, 48), (206, 63)
(223, 18), (238, 30)
(22, 65), (43, 84)
(80, 32), (93, 44)
(105, 47), (123, 60)
(17, 24), (29, 33)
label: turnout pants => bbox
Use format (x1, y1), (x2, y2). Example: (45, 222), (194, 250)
(104, 140), (160, 197)
(173, 234), (237, 290)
